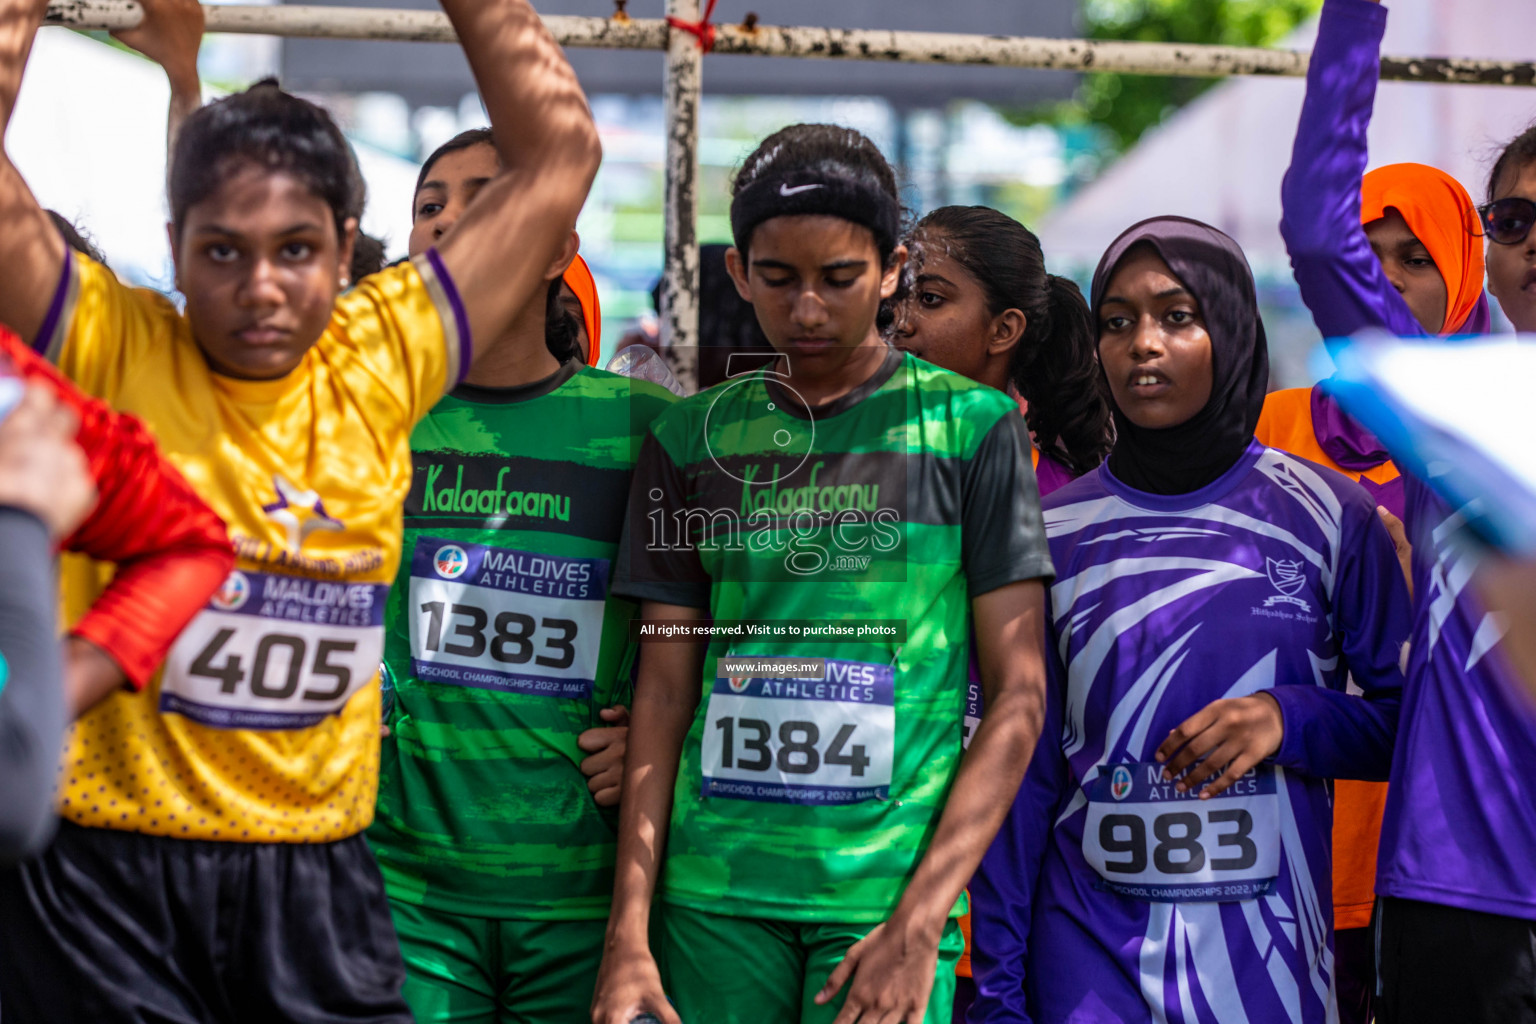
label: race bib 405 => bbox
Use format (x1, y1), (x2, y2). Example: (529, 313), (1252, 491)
(160, 570), (386, 730)
(1082, 762), (1281, 903)
(701, 659), (894, 806)
(407, 537), (608, 700)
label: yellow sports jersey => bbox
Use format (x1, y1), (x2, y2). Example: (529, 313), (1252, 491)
(44, 251), (465, 842)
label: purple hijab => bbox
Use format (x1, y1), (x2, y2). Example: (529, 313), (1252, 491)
(1090, 216), (1270, 495)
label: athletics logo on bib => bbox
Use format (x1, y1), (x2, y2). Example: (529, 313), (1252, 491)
(211, 570), (251, 611)
(1082, 762), (1281, 903)
(161, 569), (387, 730)
(1110, 765), (1134, 801)
(434, 545), (469, 579)
(407, 536), (608, 700)
(701, 658), (894, 805)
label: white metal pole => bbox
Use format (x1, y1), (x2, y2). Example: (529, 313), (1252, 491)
(42, 1), (1536, 87)
(659, 0), (701, 391)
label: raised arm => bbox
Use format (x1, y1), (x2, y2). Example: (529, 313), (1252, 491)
(432, 0), (602, 364)
(111, 0), (204, 160)
(0, 0), (68, 345)
(1279, 0), (1419, 339)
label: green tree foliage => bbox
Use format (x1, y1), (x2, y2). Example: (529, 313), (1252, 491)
(1024, 0), (1322, 152)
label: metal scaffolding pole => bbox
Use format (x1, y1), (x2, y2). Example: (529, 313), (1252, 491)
(42, 0), (1536, 381)
(660, 0), (701, 388)
(44, 1), (1536, 86)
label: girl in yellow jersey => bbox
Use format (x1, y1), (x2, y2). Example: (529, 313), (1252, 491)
(0, 0), (601, 1017)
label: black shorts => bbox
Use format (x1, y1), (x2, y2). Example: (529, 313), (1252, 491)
(0, 821), (412, 1024)
(1377, 896), (1536, 1024)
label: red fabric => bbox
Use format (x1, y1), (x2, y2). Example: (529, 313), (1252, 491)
(666, 0), (719, 51)
(0, 329), (235, 689)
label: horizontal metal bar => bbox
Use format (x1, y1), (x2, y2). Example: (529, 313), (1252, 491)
(42, 0), (1536, 86)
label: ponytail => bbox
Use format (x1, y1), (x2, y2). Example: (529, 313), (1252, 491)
(1011, 275), (1114, 476)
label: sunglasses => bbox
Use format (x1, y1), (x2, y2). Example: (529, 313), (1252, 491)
(1480, 197), (1536, 245)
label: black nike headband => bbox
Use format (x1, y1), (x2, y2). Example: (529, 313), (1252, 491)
(729, 171), (901, 258)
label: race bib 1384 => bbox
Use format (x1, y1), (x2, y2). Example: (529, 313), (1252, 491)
(701, 658), (894, 806)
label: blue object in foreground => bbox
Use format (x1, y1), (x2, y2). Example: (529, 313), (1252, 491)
(1326, 332), (1536, 555)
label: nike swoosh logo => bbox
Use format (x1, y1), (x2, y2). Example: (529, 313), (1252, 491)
(779, 183), (824, 196)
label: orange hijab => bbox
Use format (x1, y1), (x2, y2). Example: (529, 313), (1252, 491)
(562, 254), (602, 366)
(1360, 162), (1484, 334)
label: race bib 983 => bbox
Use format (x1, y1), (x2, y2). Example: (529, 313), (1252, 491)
(406, 537), (608, 700)
(160, 570), (386, 730)
(701, 658), (895, 806)
(1082, 762), (1281, 903)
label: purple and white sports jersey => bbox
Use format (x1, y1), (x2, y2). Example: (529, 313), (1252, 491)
(971, 442), (1410, 1024)
(1375, 476), (1536, 921)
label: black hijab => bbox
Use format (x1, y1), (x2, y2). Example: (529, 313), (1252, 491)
(1089, 216), (1270, 496)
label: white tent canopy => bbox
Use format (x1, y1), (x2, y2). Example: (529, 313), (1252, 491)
(9, 27), (419, 289)
(1039, 2), (1536, 271)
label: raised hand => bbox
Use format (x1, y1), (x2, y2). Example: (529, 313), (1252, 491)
(112, 0), (203, 150)
(111, 0), (202, 91)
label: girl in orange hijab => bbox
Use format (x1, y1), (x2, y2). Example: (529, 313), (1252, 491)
(1357, 161), (1487, 335)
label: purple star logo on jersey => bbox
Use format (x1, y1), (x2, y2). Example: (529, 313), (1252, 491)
(262, 474), (344, 553)
(1263, 557), (1313, 612)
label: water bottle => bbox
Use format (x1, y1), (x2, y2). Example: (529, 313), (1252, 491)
(605, 344), (688, 397)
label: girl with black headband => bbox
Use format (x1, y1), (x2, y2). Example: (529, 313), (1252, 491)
(594, 124), (1056, 1024)
(969, 216), (1410, 1024)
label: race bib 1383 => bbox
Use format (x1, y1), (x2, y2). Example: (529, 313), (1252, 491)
(406, 537), (608, 700)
